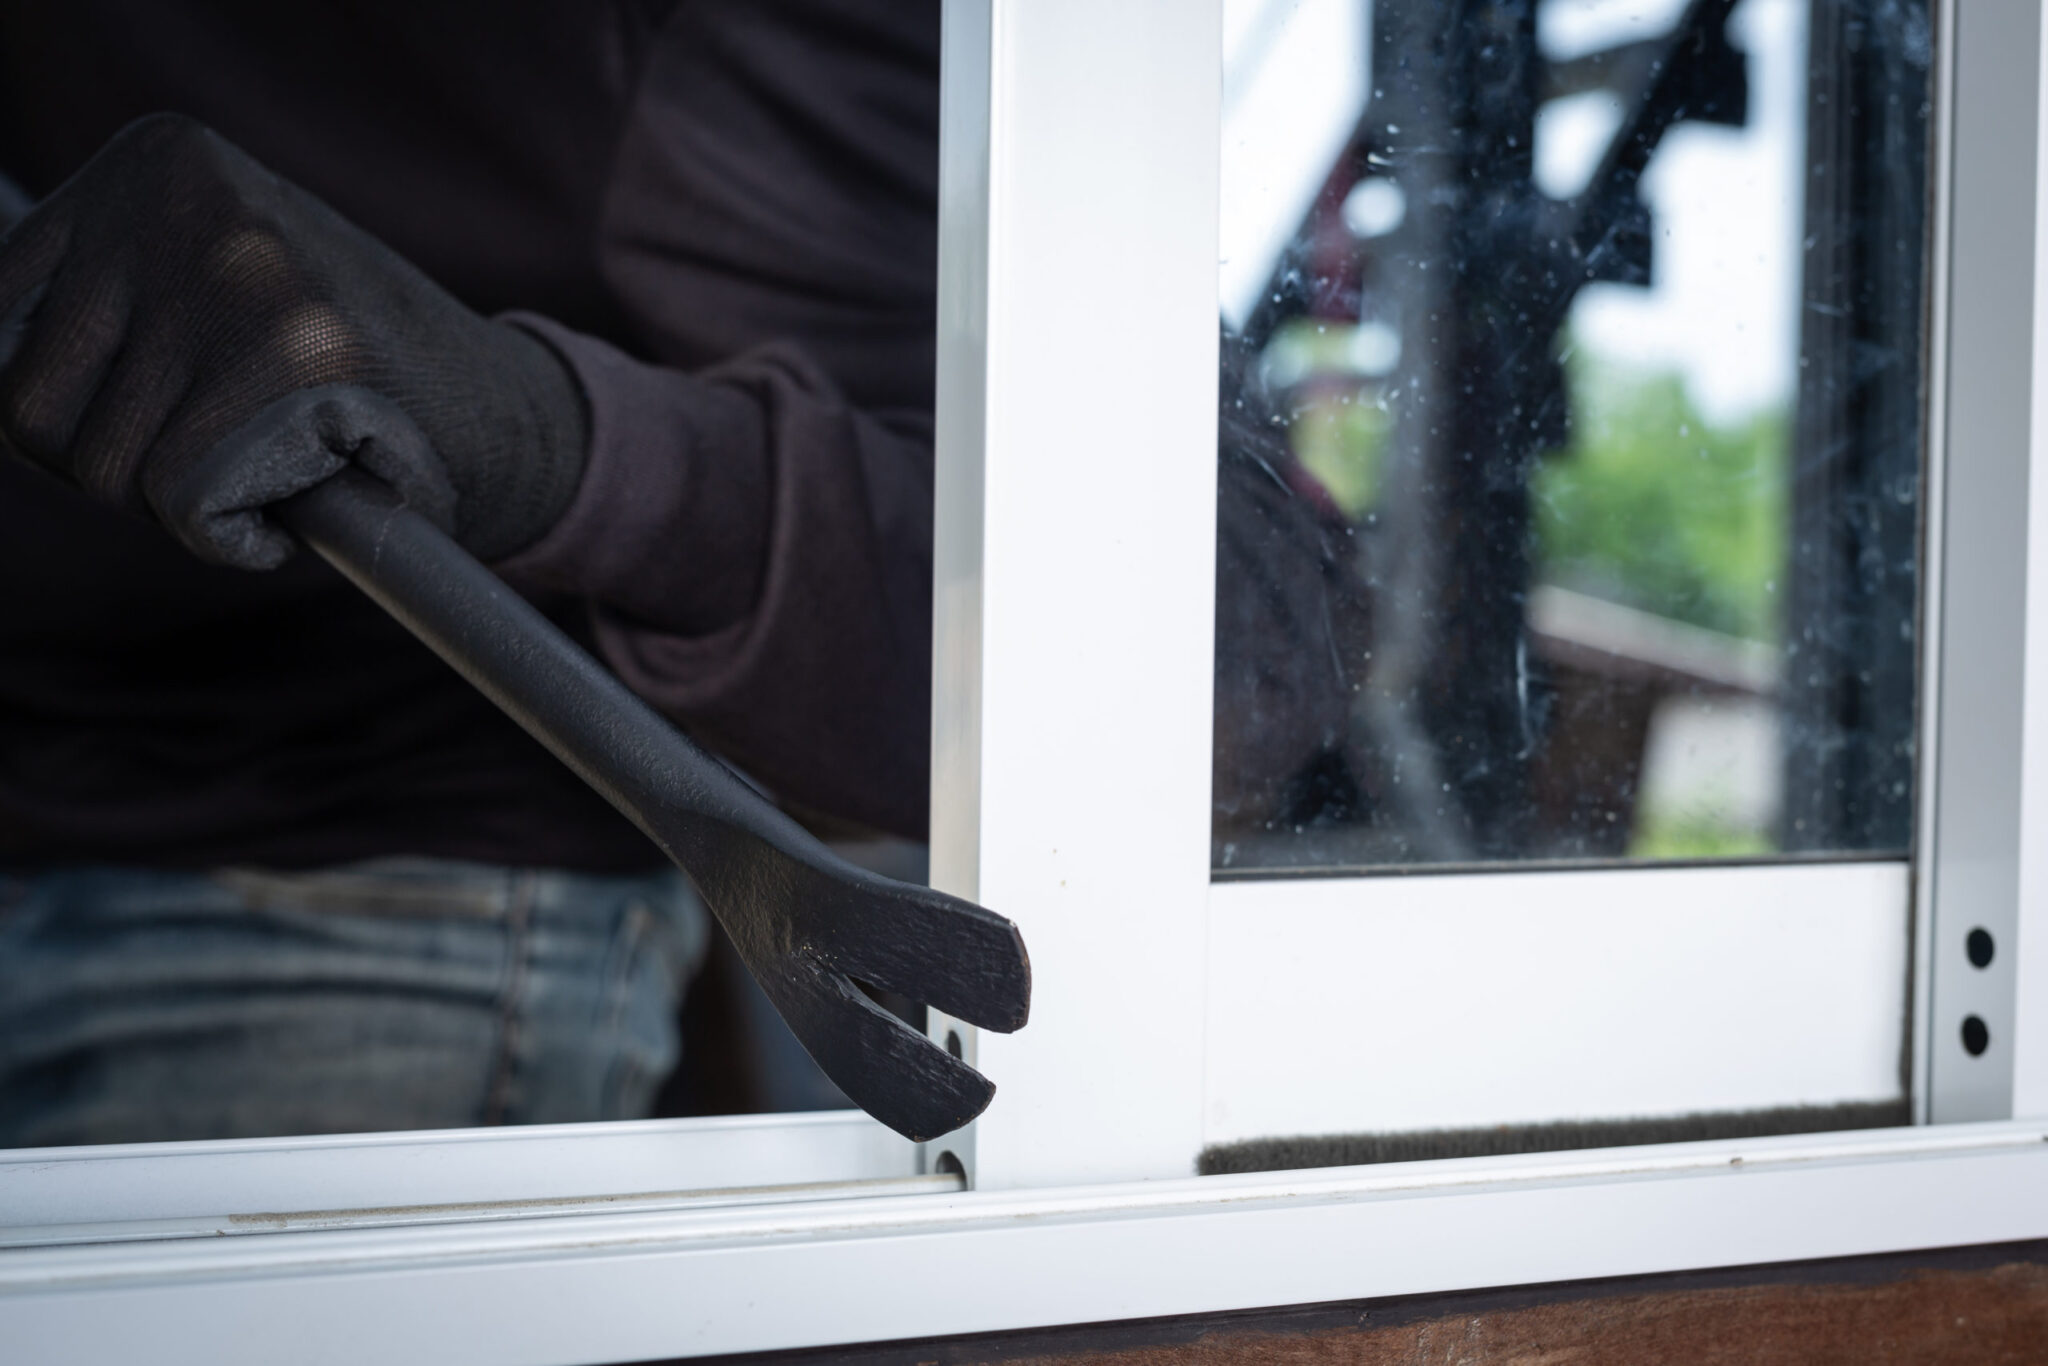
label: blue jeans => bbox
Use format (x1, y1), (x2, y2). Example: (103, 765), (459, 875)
(0, 860), (709, 1147)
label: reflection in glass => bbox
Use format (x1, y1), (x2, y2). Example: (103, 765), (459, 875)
(1214, 0), (1930, 872)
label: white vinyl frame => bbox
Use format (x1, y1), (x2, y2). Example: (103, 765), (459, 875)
(932, 0), (2039, 1181)
(8, 2), (2048, 1361)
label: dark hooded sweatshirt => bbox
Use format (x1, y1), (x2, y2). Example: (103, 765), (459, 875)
(0, 0), (941, 869)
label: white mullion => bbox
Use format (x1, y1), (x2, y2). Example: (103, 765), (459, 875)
(932, 0), (1222, 1188)
(2013, 0), (2048, 1121)
(1925, 0), (2042, 1123)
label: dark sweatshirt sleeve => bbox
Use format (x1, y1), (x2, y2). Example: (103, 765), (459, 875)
(495, 0), (941, 839)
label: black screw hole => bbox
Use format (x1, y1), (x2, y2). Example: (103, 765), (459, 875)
(1962, 1015), (1991, 1057)
(946, 1029), (963, 1059)
(934, 1150), (966, 1180)
(1967, 928), (1995, 969)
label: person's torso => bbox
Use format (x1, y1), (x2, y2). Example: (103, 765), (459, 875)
(0, 0), (680, 870)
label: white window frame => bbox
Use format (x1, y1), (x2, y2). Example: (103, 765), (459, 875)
(933, 0), (2038, 1183)
(8, 2), (2048, 1360)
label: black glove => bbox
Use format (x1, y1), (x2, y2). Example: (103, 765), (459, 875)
(0, 113), (586, 568)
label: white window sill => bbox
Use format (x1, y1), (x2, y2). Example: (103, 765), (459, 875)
(7, 1119), (2047, 1364)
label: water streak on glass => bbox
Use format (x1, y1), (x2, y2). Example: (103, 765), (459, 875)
(1213, 0), (1931, 874)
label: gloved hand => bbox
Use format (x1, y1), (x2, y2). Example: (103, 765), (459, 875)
(0, 113), (586, 568)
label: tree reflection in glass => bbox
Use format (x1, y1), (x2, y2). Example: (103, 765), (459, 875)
(1213, 0), (1930, 873)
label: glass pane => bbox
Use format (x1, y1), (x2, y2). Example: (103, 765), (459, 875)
(0, 9), (934, 1147)
(1214, 0), (1930, 874)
